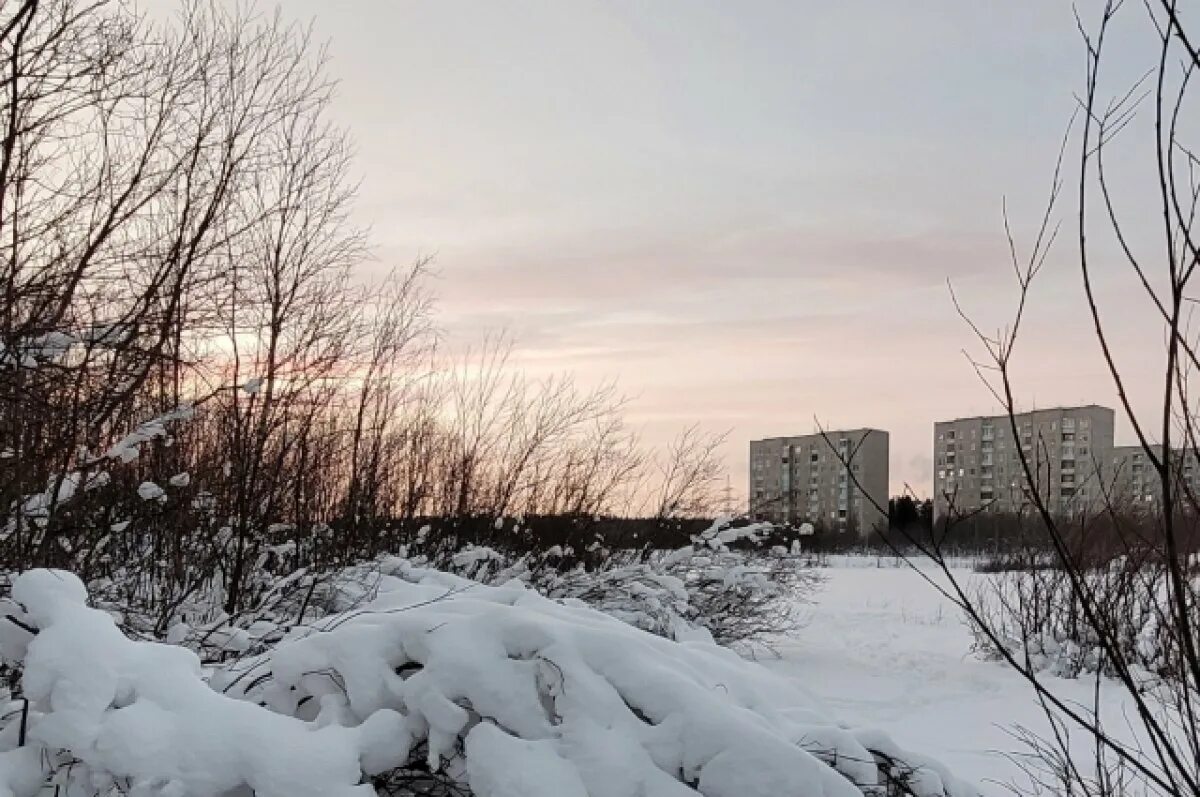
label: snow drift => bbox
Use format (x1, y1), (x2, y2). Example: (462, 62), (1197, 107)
(0, 565), (978, 797)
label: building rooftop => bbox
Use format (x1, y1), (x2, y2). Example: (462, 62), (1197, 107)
(750, 428), (889, 444)
(933, 405), (1113, 425)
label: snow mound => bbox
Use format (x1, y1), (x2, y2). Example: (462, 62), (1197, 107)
(136, 481), (165, 501)
(2, 570), (373, 797)
(1, 567), (978, 797)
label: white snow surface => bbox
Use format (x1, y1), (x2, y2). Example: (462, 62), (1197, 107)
(0, 563), (977, 797)
(136, 481), (165, 501)
(104, 406), (195, 464)
(763, 557), (1154, 796)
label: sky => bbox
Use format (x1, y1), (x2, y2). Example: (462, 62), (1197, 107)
(210, 1), (1183, 498)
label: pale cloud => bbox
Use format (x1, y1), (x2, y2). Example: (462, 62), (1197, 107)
(200, 0), (1172, 498)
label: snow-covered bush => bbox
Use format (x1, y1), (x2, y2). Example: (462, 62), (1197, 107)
(0, 518), (815, 685)
(417, 520), (822, 647)
(0, 566), (977, 797)
(539, 534), (818, 648)
(966, 558), (1199, 682)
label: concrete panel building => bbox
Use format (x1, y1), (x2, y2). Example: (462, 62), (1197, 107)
(749, 428), (889, 535)
(1110, 444), (1199, 509)
(932, 405), (1115, 520)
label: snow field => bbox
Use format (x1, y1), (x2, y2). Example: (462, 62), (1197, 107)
(765, 559), (1157, 796)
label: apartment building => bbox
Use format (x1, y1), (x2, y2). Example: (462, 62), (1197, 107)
(749, 429), (889, 534)
(932, 405), (1115, 520)
(1110, 444), (1200, 508)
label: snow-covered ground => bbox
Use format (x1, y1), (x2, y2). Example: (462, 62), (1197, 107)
(0, 562), (980, 797)
(766, 557), (1143, 796)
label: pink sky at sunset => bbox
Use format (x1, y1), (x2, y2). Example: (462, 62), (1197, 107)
(213, 1), (1175, 499)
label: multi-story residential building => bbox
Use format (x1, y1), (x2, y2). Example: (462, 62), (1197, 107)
(1110, 444), (1200, 508)
(932, 405), (1115, 520)
(749, 429), (889, 534)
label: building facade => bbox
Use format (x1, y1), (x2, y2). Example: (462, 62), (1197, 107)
(932, 405), (1115, 520)
(1110, 444), (1200, 509)
(749, 429), (889, 534)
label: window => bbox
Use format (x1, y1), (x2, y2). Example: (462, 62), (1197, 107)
(810, 452), (818, 463)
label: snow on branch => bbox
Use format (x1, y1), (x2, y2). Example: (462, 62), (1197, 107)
(0, 565), (977, 797)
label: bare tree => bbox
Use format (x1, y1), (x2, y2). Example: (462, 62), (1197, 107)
(834, 3), (1200, 793)
(650, 424), (728, 521)
(0, 1), (750, 629)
